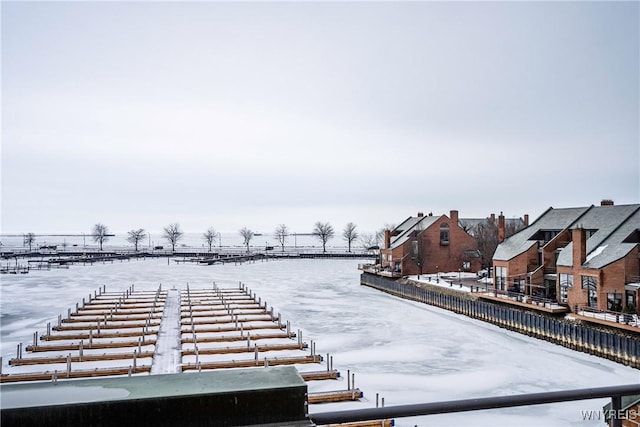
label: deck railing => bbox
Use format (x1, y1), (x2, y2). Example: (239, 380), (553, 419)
(309, 383), (640, 427)
(487, 288), (562, 309)
(577, 305), (639, 328)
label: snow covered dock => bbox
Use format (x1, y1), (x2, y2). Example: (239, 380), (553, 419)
(1, 282), (366, 408)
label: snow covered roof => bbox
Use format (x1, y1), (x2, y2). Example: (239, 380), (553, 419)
(557, 204), (640, 269)
(389, 215), (441, 249)
(493, 206), (590, 261)
(494, 204), (640, 268)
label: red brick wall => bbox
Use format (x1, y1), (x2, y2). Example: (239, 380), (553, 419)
(560, 252), (636, 312)
(561, 266), (588, 309)
(599, 259), (628, 311)
(399, 215), (480, 275)
(625, 246), (640, 281)
(503, 245), (538, 280)
(542, 230), (571, 270)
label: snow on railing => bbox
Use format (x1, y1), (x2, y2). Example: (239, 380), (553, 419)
(577, 306), (639, 328)
(482, 289), (565, 309)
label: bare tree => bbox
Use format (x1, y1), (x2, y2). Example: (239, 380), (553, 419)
(459, 220), (474, 235)
(342, 222), (358, 252)
(411, 223), (427, 279)
(239, 227), (254, 253)
(92, 223), (110, 251)
(473, 217), (526, 268)
(475, 221), (498, 268)
(203, 227), (219, 252)
(23, 233), (35, 251)
(127, 228), (146, 252)
(359, 233), (378, 250)
(313, 221), (334, 253)
(505, 220), (525, 238)
(274, 224), (289, 252)
(163, 223), (183, 252)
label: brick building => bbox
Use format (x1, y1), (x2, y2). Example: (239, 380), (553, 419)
(379, 210), (482, 276)
(459, 214), (528, 267)
(492, 201), (640, 315)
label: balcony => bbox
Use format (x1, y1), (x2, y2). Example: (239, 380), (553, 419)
(476, 289), (569, 314)
(572, 305), (639, 332)
(358, 264), (402, 278)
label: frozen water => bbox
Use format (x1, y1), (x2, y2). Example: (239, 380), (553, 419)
(0, 257), (637, 426)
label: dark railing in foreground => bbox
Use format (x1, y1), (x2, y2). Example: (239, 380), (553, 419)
(309, 384), (640, 427)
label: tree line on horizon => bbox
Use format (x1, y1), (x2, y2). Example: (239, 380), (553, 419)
(77, 221), (370, 253)
(123, 221), (363, 253)
(19, 216), (522, 265)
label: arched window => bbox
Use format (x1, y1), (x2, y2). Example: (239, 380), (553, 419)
(440, 223), (449, 246)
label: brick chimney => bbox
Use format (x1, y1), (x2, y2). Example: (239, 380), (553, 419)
(384, 229), (391, 249)
(572, 227), (587, 266)
(524, 214), (529, 227)
(490, 213), (495, 225)
(601, 199), (614, 206)
(498, 212), (505, 243)
(417, 212), (424, 217)
(450, 210), (459, 225)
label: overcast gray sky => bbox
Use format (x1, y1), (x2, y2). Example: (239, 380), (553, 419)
(2, 1), (638, 235)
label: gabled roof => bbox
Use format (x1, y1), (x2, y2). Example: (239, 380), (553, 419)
(389, 215), (441, 250)
(494, 204), (640, 267)
(557, 204), (640, 269)
(493, 206), (591, 261)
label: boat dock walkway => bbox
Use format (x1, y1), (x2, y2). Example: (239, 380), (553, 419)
(0, 282), (374, 414)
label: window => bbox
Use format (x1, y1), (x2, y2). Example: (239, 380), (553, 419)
(626, 290), (637, 311)
(543, 278), (557, 300)
(529, 229), (560, 244)
(411, 240), (418, 260)
(440, 223), (450, 246)
(606, 293), (622, 312)
(559, 273), (573, 303)
(510, 279), (524, 293)
(581, 275), (597, 289)
(581, 276), (597, 308)
(495, 266), (507, 291)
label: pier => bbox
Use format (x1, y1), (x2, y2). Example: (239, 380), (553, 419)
(0, 281), (370, 419)
(1, 247), (376, 272)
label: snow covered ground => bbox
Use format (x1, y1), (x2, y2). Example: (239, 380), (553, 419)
(1, 257), (637, 426)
